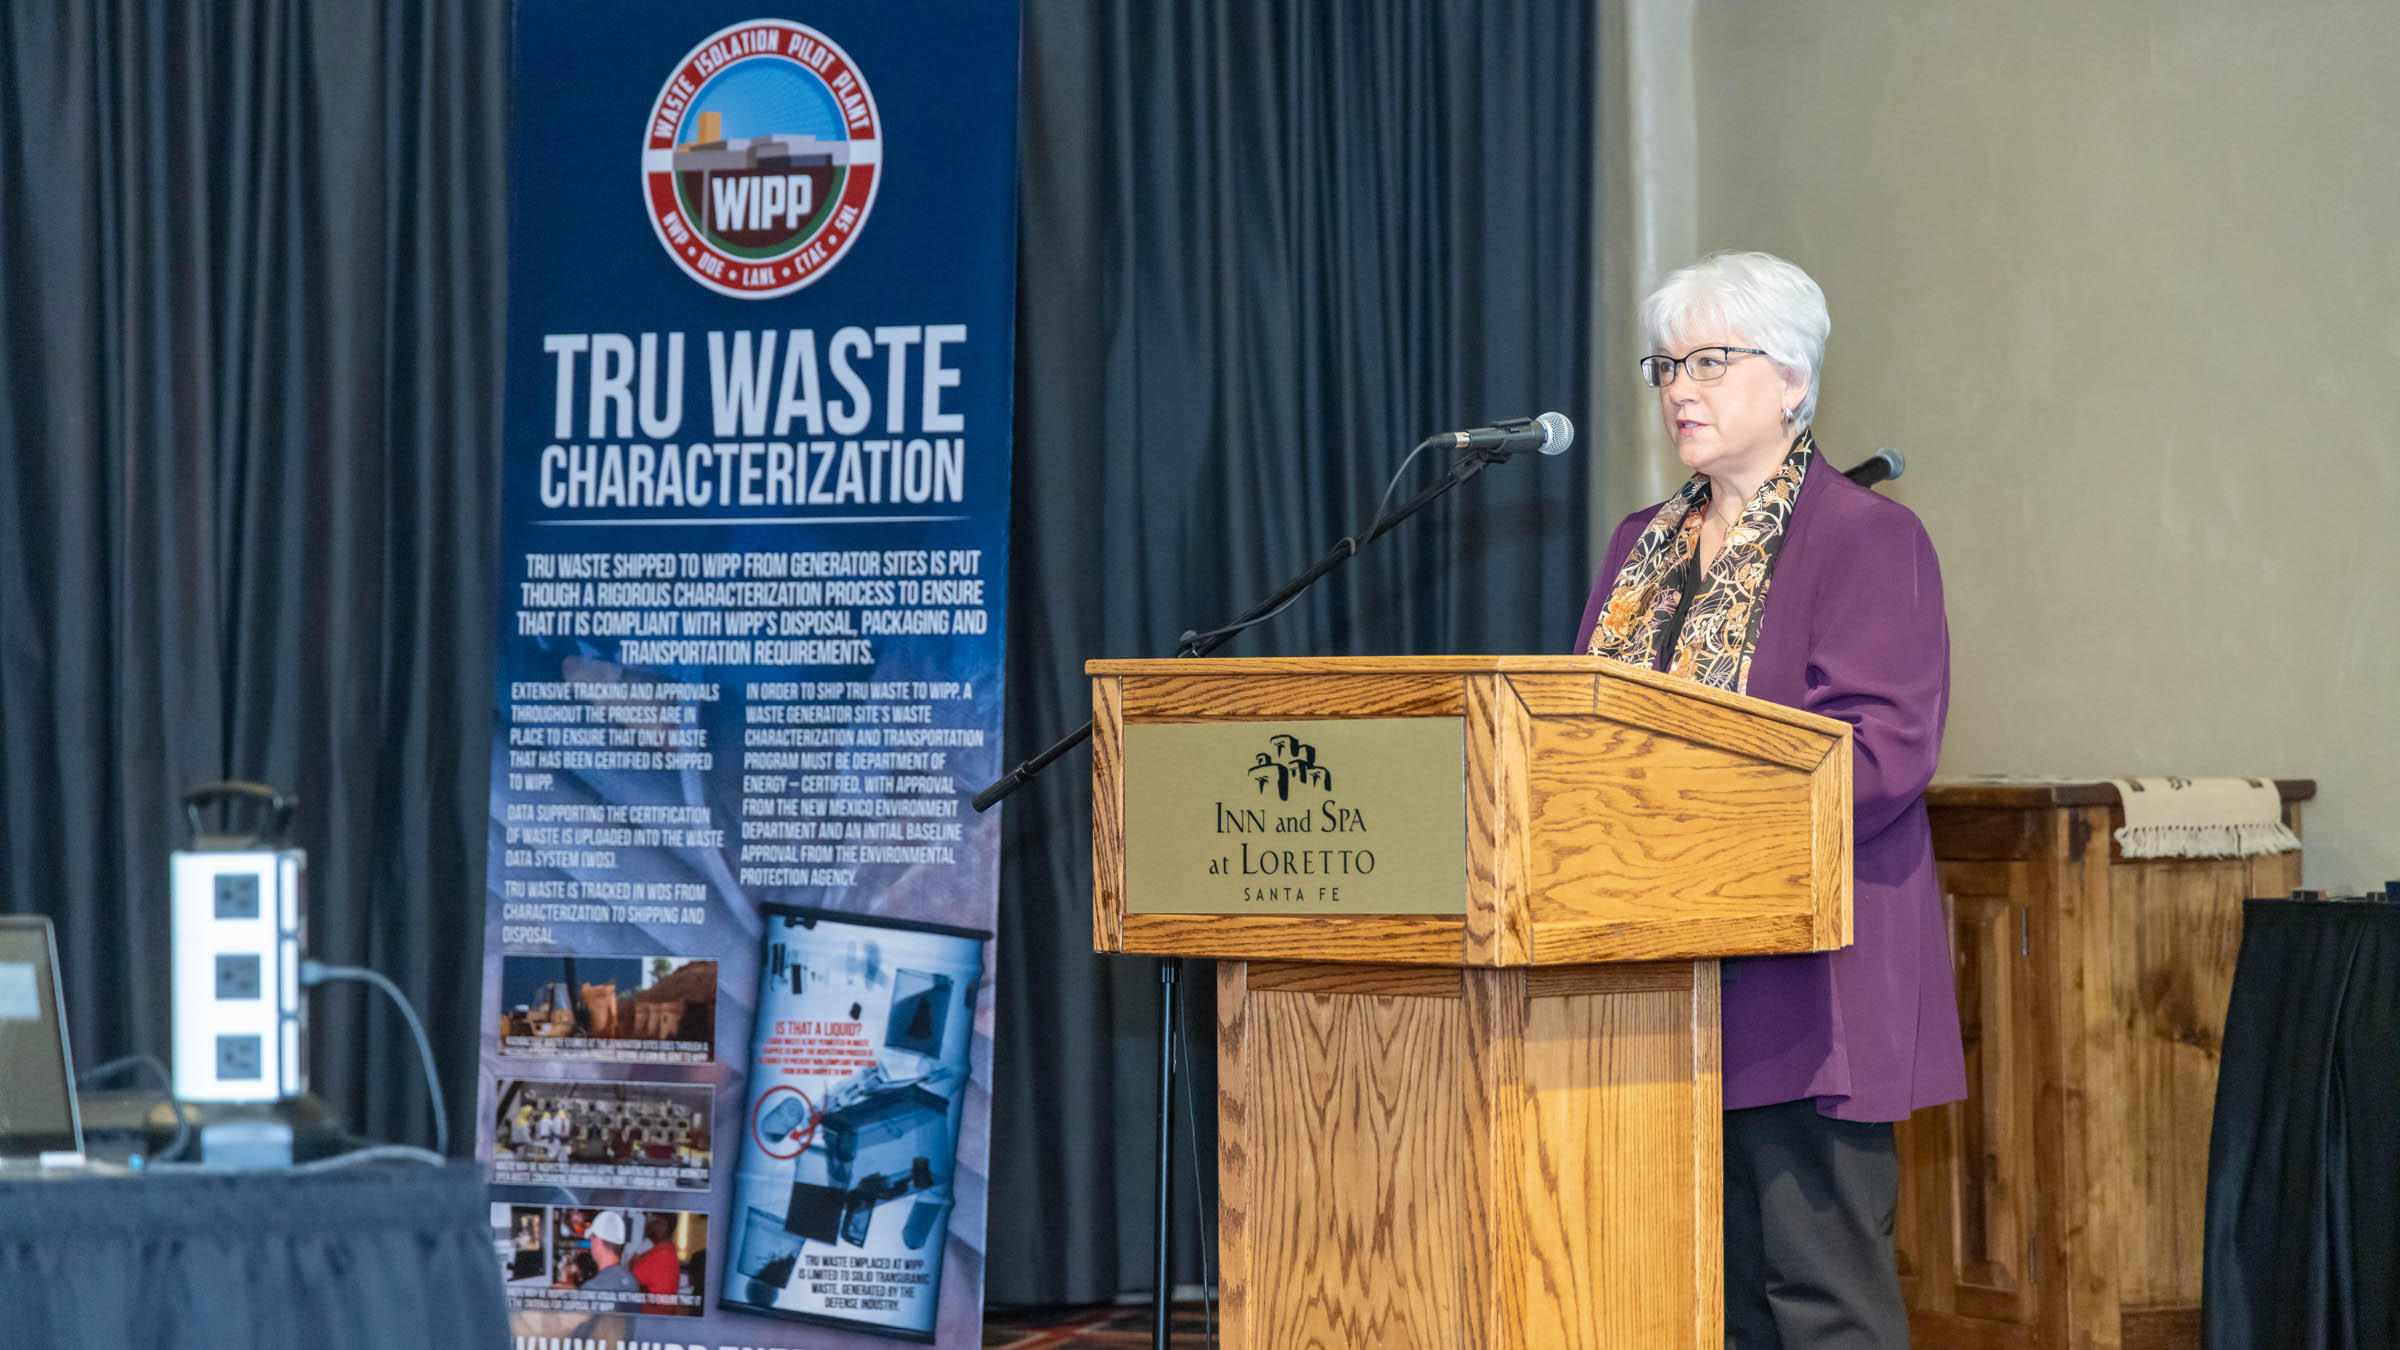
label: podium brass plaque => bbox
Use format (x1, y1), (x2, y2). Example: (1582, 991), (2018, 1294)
(1122, 718), (1466, 916)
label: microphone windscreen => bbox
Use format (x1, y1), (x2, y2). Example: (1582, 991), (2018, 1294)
(1536, 411), (1575, 455)
(1843, 448), (1905, 488)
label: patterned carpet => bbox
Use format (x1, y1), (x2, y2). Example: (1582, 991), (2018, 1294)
(983, 1303), (1215, 1348)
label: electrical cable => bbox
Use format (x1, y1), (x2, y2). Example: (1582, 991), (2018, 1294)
(1175, 587), (1313, 655)
(77, 1052), (193, 1164)
(143, 1144), (446, 1175)
(299, 960), (448, 1157)
(294, 1144), (446, 1171)
(1176, 977), (1217, 1349)
(1362, 435), (1440, 545)
(1174, 435), (1447, 656)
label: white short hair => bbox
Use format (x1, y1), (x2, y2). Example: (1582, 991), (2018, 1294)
(1640, 251), (1830, 430)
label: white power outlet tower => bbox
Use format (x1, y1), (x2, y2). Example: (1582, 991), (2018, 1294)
(170, 785), (307, 1103)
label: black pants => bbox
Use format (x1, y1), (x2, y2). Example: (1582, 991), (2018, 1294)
(1723, 1098), (1908, 1348)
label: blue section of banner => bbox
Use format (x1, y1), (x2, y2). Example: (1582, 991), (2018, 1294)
(479, 5), (1016, 1345)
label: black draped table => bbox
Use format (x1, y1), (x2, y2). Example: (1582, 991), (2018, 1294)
(2205, 895), (2400, 1348)
(0, 1161), (507, 1350)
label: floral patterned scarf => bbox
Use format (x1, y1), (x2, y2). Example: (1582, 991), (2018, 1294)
(1586, 433), (1814, 693)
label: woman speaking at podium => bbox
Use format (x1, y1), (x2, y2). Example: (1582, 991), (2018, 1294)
(1572, 251), (1965, 1348)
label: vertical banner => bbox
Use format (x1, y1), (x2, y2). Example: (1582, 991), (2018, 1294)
(476, 4), (1017, 1346)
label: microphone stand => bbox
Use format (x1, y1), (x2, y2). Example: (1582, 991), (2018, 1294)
(973, 434), (1537, 1350)
(973, 438), (1511, 812)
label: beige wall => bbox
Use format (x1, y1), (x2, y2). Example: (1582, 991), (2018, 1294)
(1636, 0), (2398, 889)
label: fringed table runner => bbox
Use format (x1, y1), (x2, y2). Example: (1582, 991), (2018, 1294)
(2110, 777), (2302, 859)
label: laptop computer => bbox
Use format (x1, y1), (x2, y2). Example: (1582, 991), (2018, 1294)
(0, 916), (85, 1165)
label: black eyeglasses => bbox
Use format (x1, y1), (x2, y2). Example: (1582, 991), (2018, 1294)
(1639, 346), (1768, 389)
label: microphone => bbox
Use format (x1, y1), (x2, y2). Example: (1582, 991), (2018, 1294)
(1843, 447), (1904, 488)
(1449, 411), (1574, 458)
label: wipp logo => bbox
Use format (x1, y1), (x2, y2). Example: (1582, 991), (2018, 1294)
(1247, 734), (1333, 802)
(642, 19), (882, 298)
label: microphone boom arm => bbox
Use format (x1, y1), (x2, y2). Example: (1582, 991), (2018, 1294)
(971, 437), (1496, 813)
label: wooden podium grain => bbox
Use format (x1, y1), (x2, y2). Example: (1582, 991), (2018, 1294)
(1088, 657), (1855, 1348)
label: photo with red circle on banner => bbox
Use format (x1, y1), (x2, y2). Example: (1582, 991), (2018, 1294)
(642, 19), (882, 298)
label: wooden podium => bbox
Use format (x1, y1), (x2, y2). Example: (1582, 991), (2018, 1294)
(1089, 656), (1853, 1348)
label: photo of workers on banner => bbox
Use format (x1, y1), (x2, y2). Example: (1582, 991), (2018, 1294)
(498, 955), (718, 1065)
(490, 1078), (712, 1191)
(491, 1202), (709, 1319)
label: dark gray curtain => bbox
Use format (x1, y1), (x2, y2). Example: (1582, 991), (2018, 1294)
(989, 0), (1595, 1303)
(2205, 899), (2400, 1346)
(0, 0), (506, 1149)
(0, 0), (1592, 1305)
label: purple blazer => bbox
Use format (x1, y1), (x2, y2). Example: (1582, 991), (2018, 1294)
(1573, 464), (1967, 1122)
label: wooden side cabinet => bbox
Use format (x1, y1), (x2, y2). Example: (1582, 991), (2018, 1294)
(1897, 779), (2313, 1350)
